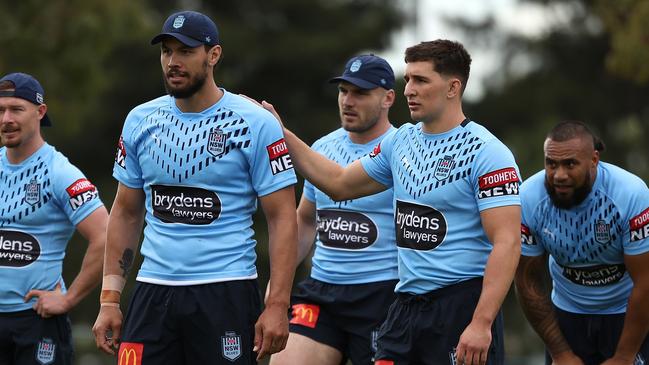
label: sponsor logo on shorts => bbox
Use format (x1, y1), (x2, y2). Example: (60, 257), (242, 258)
(395, 200), (447, 250)
(561, 264), (626, 286)
(434, 155), (455, 181)
(521, 224), (535, 245)
(635, 353), (645, 365)
(24, 177), (41, 206)
(289, 303), (320, 328)
(449, 347), (457, 365)
(375, 360), (395, 365)
(630, 207), (649, 242)
(316, 210), (378, 249)
(369, 143), (381, 158)
(66, 178), (98, 211)
(594, 219), (611, 244)
(207, 128), (227, 157)
(266, 138), (293, 175)
(477, 167), (519, 199)
(151, 185), (221, 225)
(115, 135), (126, 169)
(371, 329), (379, 353)
(118, 342), (143, 365)
(0, 230), (40, 267)
(36, 338), (55, 365)
(221, 331), (241, 362)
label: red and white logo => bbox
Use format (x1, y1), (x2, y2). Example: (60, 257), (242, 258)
(630, 207), (649, 242)
(115, 136), (126, 169)
(266, 138), (293, 175)
(477, 167), (519, 199)
(369, 143), (382, 158)
(66, 178), (97, 211)
(521, 224), (535, 245)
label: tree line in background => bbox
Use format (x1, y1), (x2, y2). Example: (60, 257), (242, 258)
(1, 0), (647, 363)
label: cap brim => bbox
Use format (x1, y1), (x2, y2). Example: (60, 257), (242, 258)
(329, 76), (380, 90)
(150, 33), (203, 47)
(40, 113), (52, 127)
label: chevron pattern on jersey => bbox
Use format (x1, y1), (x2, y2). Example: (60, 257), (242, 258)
(541, 190), (622, 263)
(317, 137), (363, 208)
(0, 157), (52, 227)
(142, 108), (251, 183)
(393, 128), (483, 199)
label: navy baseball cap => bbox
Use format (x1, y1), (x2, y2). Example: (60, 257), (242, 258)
(329, 54), (395, 90)
(151, 11), (219, 47)
(0, 72), (52, 126)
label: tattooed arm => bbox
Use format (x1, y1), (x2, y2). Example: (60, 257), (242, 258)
(93, 183), (145, 355)
(514, 255), (584, 365)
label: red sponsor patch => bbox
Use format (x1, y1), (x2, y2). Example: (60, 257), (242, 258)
(521, 224), (530, 235)
(118, 342), (143, 365)
(115, 136), (126, 168)
(375, 360), (395, 365)
(630, 207), (649, 231)
(479, 168), (519, 189)
(369, 143), (382, 158)
(289, 303), (320, 328)
(266, 138), (289, 159)
(66, 178), (96, 197)
(521, 223), (535, 245)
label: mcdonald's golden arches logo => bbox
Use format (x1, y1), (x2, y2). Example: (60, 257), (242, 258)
(289, 303), (320, 328)
(118, 342), (143, 365)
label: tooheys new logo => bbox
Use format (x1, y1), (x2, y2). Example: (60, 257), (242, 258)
(395, 200), (447, 250)
(0, 230), (41, 267)
(115, 135), (126, 169)
(267, 139), (293, 175)
(316, 210), (378, 249)
(630, 207), (649, 242)
(66, 178), (98, 211)
(521, 224), (535, 245)
(478, 167), (519, 199)
(151, 185), (221, 225)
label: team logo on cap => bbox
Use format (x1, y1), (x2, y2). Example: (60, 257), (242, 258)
(36, 93), (44, 104)
(434, 155), (455, 181)
(207, 128), (227, 157)
(36, 338), (55, 364)
(173, 15), (185, 28)
(24, 177), (41, 206)
(221, 331), (241, 362)
(350, 59), (362, 72)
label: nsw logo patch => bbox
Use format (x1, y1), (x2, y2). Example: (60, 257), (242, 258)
(594, 219), (611, 244)
(24, 177), (41, 206)
(266, 138), (293, 175)
(35, 338), (55, 365)
(221, 331), (241, 362)
(207, 128), (227, 157)
(434, 155), (455, 181)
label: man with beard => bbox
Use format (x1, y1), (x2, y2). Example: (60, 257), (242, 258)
(92, 11), (298, 364)
(0, 72), (108, 364)
(515, 121), (649, 365)
(270, 55), (398, 365)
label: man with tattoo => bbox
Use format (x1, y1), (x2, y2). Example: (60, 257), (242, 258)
(515, 121), (649, 365)
(91, 11), (298, 364)
(0, 72), (108, 364)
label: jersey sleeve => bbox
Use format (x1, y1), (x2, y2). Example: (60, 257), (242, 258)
(472, 140), (521, 211)
(113, 110), (144, 188)
(359, 131), (394, 188)
(52, 159), (103, 226)
(520, 180), (545, 257)
(623, 179), (649, 255)
(247, 109), (297, 197)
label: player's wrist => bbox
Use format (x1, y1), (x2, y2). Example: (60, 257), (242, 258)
(100, 275), (125, 306)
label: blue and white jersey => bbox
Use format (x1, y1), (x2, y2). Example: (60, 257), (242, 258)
(520, 162), (649, 314)
(0, 144), (103, 312)
(360, 120), (520, 294)
(114, 90), (297, 285)
(304, 127), (398, 284)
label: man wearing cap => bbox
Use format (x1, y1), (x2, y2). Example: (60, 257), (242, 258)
(261, 40), (521, 365)
(269, 55), (398, 365)
(0, 72), (108, 364)
(91, 10), (298, 364)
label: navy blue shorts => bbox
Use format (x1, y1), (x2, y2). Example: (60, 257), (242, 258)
(288, 277), (398, 364)
(119, 280), (261, 365)
(0, 309), (73, 365)
(545, 305), (649, 365)
(374, 277), (504, 365)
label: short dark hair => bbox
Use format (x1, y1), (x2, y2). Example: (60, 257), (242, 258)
(404, 40), (472, 94)
(547, 120), (606, 152)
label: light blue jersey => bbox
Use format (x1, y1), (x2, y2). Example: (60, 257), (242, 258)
(114, 91), (296, 285)
(360, 120), (520, 294)
(520, 162), (649, 314)
(304, 127), (398, 284)
(0, 144), (103, 312)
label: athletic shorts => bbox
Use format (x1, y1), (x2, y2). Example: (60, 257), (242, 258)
(0, 309), (73, 365)
(374, 277), (504, 365)
(118, 280), (261, 365)
(545, 305), (649, 365)
(288, 278), (398, 364)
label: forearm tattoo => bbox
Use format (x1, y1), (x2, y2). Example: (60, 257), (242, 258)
(119, 249), (134, 278)
(515, 255), (572, 356)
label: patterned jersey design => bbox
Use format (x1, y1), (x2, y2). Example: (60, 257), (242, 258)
(521, 162), (649, 314)
(304, 127), (398, 284)
(0, 156), (52, 227)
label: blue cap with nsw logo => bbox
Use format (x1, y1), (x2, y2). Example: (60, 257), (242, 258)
(329, 54), (395, 90)
(0, 72), (52, 126)
(151, 10), (219, 47)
